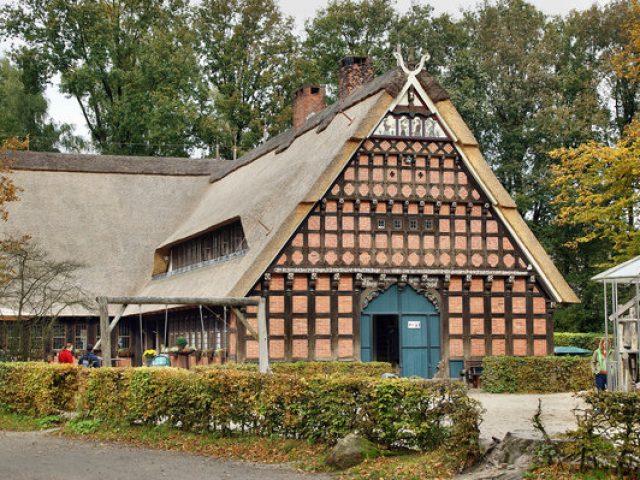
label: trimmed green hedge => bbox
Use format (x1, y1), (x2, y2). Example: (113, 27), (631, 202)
(481, 356), (592, 393)
(554, 332), (601, 351)
(0, 362), (481, 463)
(0, 363), (82, 415)
(196, 361), (393, 377)
(80, 367), (480, 456)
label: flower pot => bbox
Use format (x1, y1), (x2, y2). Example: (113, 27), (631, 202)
(117, 357), (132, 367)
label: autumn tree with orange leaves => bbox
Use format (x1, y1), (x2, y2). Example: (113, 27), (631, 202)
(551, 120), (640, 262)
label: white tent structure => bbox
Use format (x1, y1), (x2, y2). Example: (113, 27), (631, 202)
(592, 256), (640, 391)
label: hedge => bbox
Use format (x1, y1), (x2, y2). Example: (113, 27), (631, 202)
(196, 361), (393, 377)
(561, 391), (640, 475)
(481, 356), (592, 393)
(554, 332), (602, 351)
(0, 363), (82, 415)
(78, 367), (481, 458)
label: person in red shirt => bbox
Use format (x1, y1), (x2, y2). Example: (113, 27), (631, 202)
(58, 343), (74, 364)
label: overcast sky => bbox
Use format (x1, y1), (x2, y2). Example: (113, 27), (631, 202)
(38, 0), (611, 143)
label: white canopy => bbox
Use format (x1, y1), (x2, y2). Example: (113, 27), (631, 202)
(592, 255), (640, 283)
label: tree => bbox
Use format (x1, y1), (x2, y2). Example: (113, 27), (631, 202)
(0, 57), (71, 151)
(0, 238), (89, 360)
(1, 0), (202, 156)
(0, 138), (23, 223)
(194, 0), (300, 158)
(301, 0), (395, 88)
(551, 118), (640, 262)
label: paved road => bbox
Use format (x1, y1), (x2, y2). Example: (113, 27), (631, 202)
(468, 391), (584, 440)
(0, 430), (333, 480)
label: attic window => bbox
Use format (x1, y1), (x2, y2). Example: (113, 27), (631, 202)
(168, 220), (247, 273)
(373, 113), (448, 139)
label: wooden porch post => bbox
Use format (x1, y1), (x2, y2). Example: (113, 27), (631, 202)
(257, 297), (269, 373)
(98, 297), (111, 367)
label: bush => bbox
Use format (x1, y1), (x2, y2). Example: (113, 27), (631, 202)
(78, 367), (480, 459)
(196, 361), (393, 378)
(481, 356), (592, 393)
(554, 332), (601, 351)
(0, 362), (81, 415)
(562, 391), (640, 476)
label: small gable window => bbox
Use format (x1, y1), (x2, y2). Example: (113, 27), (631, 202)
(169, 220), (247, 273)
(373, 113), (447, 139)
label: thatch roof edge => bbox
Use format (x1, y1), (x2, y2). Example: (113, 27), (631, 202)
(6, 151), (221, 177)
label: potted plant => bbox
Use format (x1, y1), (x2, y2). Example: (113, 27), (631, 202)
(214, 347), (225, 364)
(176, 336), (188, 351)
(143, 349), (157, 367)
(116, 348), (133, 367)
(117, 348), (133, 358)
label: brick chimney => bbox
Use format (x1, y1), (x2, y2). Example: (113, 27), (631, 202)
(292, 85), (326, 129)
(338, 56), (374, 100)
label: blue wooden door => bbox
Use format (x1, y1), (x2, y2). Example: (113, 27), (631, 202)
(361, 285), (440, 378)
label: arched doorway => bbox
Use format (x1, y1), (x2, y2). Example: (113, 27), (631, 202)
(360, 285), (440, 378)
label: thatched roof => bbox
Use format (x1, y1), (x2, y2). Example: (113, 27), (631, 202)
(3, 153), (215, 314)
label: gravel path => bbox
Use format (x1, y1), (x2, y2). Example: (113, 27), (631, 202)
(468, 391), (585, 440)
(0, 430), (332, 480)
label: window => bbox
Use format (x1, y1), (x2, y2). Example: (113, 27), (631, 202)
(75, 324), (87, 350)
(52, 323), (65, 351)
(7, 324), (19, 353)
(425, 219), (434, 230)
(30, 325), (43, 358)
(409, 219), (418, 230)
(373, 113), (448, 139)
(118, 323), (130, 350)
(169, 220), (247, 272)
(393, 218), (402, 230)
(377, 218), (386, 229)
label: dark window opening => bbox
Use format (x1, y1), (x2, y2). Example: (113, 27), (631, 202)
(170, 220), (247, 271)
(393, 218), (402, 230)
(377, 218), (386, 230)
(373, 314), (399, 366)
(118, 323), (131, 350)
(409, 219), (418, 230)
(52, 323), (65, 351)
(425, 219), (434, 230)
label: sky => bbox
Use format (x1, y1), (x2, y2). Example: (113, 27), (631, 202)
(34, 0), (611, 144)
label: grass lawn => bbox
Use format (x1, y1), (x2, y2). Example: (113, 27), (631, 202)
(0, 408), (461, 479)
(0, 406), (62, 431)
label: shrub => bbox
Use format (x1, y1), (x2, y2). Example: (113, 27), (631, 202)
(554, 332), (601, 351)
(79, 367), (480, 459)
(0, 362), (81, 415)
(561, 391), (640, 476)
(481, 356), (592, 393)
(1, 362), (481, 465)
(196, 361), (393, 378)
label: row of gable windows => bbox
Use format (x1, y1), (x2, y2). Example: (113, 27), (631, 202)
(169, 220), (247, 272)
(373, 113), (447, 139)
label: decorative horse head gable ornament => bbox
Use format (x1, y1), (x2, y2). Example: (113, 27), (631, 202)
(392, 45), (430, 77)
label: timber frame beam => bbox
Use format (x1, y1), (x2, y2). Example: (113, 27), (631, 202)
(95, 295), (269, 373)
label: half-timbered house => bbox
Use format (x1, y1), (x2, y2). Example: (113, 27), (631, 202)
(0, 56), (578, 376)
